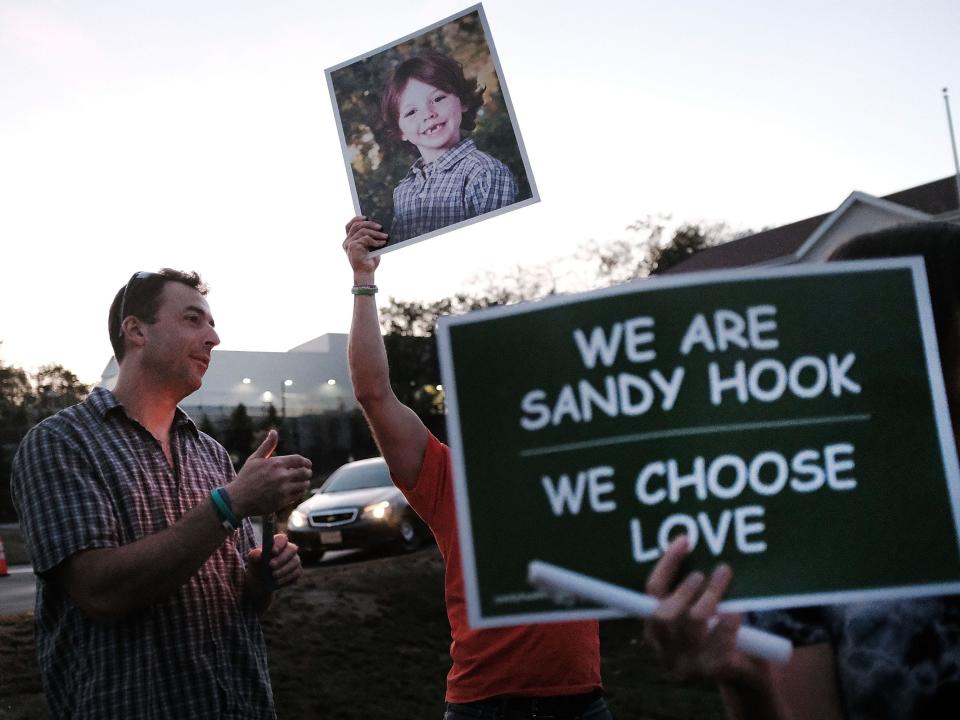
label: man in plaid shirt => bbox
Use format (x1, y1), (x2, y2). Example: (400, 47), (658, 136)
(12, 269), (313, 719)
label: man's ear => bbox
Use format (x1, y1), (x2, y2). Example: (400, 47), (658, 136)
(120, 317), (147, 350)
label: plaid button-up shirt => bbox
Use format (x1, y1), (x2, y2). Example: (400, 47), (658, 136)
(389, 138), (519, 244)
(11, 387), (274, 720)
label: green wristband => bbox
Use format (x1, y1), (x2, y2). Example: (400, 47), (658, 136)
(210, 487), (240, 532)
(351, 284), (378, 296)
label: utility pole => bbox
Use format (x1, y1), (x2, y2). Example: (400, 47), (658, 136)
(944, 88), (960, 208)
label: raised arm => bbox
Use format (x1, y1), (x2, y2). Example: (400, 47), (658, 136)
(343, 216), (428, 490)
(643, 537), (844, 720)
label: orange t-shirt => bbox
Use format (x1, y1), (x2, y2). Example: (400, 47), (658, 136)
(400, 434), (602, 703)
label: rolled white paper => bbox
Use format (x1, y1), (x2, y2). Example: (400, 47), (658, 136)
(527, 560), (793, 664)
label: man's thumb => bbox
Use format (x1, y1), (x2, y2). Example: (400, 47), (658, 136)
(250, 429), (278, 460)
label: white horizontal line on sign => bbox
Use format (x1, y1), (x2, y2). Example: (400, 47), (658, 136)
(518, 414), (873, 458)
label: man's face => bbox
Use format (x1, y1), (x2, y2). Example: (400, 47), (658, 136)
(140, 281), (220, 397)
(397, 78), (464, 162)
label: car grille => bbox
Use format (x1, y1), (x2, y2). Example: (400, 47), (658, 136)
(308, 508), (359, 527)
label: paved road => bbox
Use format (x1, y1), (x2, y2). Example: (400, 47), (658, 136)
(0, 548), (362, 618)
(0, 565), (36, 616)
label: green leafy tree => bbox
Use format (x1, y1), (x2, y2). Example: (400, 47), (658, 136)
(29, 364), (90, 422)
(199, 413), (219, 441)
(378, 265), (560, 417)
(577, 215), (737, 284)
(383, 335), (441, 415)
(224, 403), (254, 466)
(645, 222), (728, 275)
(258, 402), (297, 455)
(349, 409), (379, 459)
(0, 350), (93, 520)
(380, 264), (559, 338)
(375, 217), (740, 430)
(380, 218), (736, 343)
(1, 351), (32, 520)
(260, 403), (280, 431)
(0, 362), (31, 442)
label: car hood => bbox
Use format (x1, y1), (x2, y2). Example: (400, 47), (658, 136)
(298, 486), (399, 512)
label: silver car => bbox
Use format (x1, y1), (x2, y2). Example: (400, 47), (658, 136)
(285, 457), (431, 563)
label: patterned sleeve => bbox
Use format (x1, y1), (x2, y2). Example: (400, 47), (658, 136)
(748, 606), (832, 646)
(235, 519), (259, 559)
(11, 422), (119, 575)
(465, 158), (518, 217)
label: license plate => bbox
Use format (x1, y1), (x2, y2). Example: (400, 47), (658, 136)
(320, 531), (342, 545)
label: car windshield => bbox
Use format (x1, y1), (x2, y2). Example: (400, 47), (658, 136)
(322, 462), (392, 492)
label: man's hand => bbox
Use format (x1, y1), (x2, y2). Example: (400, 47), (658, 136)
(246, 534), (302, 613)
(248, 533), (302, 590)
(343, 216), (387, 282)
(229, 430), (312, 518)
(643, 535), (759, 683)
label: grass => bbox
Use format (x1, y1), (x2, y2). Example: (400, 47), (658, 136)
(0, 547), (724, 719)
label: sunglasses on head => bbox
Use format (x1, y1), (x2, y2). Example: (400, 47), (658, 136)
(117, 271), (162, 338)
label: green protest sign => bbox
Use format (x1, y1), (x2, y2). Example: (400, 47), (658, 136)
(436, 258), (960, 628)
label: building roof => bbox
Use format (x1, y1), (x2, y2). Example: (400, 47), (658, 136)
(884, 175), (960, 216)
(671, 175), (960, 272)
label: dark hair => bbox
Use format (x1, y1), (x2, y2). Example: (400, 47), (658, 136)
(108, 268), (208, 362)
(380, 52), (485, 144)
(830, 222), (960, 419)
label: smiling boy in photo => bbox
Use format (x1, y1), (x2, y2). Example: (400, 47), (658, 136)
(380, 52), (519, 244)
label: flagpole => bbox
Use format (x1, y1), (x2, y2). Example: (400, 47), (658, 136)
(944, 88), (960, 207)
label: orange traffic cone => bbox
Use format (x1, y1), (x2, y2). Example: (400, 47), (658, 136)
(0, 535), (9, 577)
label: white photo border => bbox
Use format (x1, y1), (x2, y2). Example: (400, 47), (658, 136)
(324, 4), (539, 256)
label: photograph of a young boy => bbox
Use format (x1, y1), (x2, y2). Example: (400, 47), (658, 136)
(326, 6), (536, 254)
(380, 52), (518, 245)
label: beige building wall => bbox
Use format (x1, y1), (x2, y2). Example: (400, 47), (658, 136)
(100, 333), (355, 419)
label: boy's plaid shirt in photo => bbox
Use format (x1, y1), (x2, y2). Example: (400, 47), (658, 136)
(389, 138), (519, 244)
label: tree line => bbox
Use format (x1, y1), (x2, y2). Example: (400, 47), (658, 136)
(0, 219), (742, 522)
(0, 355), (90, 521)
(199, 402), (380, 481)
(376, 218), (745, 408)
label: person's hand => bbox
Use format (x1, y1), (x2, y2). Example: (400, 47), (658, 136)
(644, 535), (760, 683)
(229, 430), (312, 518)
(248, 534), (302, 589)
(343, 216), (387, 282)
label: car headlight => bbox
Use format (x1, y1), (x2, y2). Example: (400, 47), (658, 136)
(288, 509), (307, 528)
(362, 500), (391, 520)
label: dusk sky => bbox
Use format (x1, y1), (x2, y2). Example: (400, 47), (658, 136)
(2, 0), (958, 383)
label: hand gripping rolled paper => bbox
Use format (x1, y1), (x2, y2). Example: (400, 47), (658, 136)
(527, 560), (793, 664)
